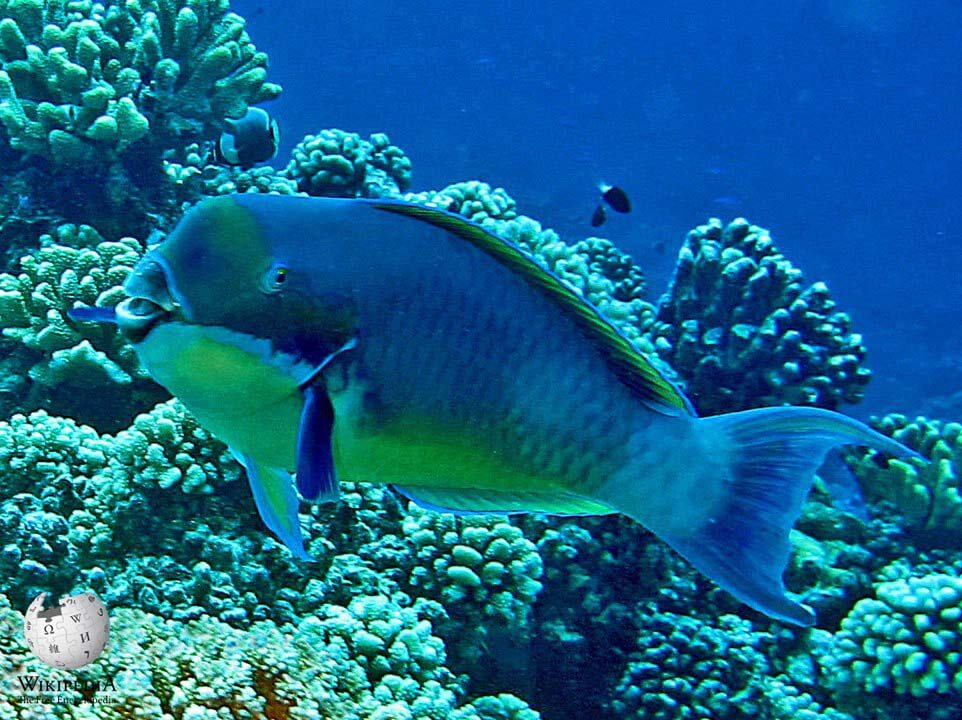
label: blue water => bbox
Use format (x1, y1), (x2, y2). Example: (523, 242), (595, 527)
(235, 0), (962, 419)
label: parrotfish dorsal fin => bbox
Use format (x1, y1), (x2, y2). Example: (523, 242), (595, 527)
(370, 200), (693, 416)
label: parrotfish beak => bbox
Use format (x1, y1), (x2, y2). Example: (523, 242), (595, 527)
(116, 255), (181, 344)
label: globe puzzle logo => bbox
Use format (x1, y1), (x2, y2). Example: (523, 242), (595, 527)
(23, 592), (110, 670)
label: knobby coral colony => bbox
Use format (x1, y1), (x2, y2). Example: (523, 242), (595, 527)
(0, 0), (280, 237)
(0, 6), (949, 720)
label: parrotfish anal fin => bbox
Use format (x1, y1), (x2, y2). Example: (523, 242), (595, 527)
(236, 452), (311, 560)
(369, 200), (692, 416)
(392, 484), (617, 516)
(296, 384), (339, 502)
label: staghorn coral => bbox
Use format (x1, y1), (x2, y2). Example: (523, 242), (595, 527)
(284, 129), (412, 198)
(648, 217), (871, 415)
(847, 414), (962, 539)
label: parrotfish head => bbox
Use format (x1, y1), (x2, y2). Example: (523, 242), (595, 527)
(118, 196), (356, 384)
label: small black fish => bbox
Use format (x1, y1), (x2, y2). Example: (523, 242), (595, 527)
(213, 107), (280, 167)
(590, 204), (607, 228)
(600, 183), (631, 214)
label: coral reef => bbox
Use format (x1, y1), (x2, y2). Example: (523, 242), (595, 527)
(0, 5), (938, 718)
(408, 181), (657, 348)
(0, 0), (281, 236)
(847, 414), (962, 540)
(0, 0), (279, 163)
(609, 612), (776, 720)
(284, 129), (412, 198)
(0, 225), (165, 427)
(824, 574), (962, 718)
(0, 591), (541, 719)
(648, 217), (871, 415)
(400, 508), (544, 667)
(165, 141), (300, 201)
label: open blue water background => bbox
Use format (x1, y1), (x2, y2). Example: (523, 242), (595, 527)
(233, 0), (962, 420)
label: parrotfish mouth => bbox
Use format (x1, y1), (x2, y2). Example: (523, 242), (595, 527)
(115, 255), (181, 343)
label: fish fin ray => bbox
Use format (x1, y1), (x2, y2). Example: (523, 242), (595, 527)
(392, 484), (617, 516)
(368, 200), (692, 416)
(640, 407), (918, 625)
(67, 306), (118, 324)
(296, 384), (339, 502)
(236, 451), (311, 560)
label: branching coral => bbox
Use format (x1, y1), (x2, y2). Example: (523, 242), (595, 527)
(165, 141), (300, 201)
(0, 225), (166, 428)
(825, 574), (962, 707)
(609, 611), (777, 720)
(284, 129), (412, 198)
(0, 0), (280, 164)
(0, 591), (541, 719)
(847, 414), (962, 539)
(648, 218), (871, 415)
(405, 180), (517, 223)
(399, 507), (544, 667)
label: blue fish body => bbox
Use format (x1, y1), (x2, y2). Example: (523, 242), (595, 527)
(110, 194), (917, 625)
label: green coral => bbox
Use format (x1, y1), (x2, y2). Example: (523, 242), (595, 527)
(0, 0), (280, 164)
(825, 574), (962, 702)
(0, 591), (539, 719)
(401, 507), (543, 664)
(0, 226), (165, 428)
(848, 414), (962, 537)
(165, 141), (301, 199)
(284, 128), (412, 197)
(405, 180), (517, 222)
(609, 612), (776, 719)
(648, 217), (871, 414)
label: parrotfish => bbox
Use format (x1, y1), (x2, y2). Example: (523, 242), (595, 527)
(213, 107), (280, 167)
(71, 195), (915, 625)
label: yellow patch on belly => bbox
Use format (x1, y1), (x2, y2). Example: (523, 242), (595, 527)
(135, 322), (302, 469)
(328, 379), (557, 494)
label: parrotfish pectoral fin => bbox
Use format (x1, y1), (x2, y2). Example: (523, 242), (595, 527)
(655, 407), (920, 626)
(393, 485), (617, 516)
(295, 384), (339, 502)
(236, 452), (311, 560)
(67, 306), (118, 324)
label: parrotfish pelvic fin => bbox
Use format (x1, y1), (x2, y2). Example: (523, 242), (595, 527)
(234, 451), (311, 560)
(296, 384), (339, 502)
(368, 200), (693, 417)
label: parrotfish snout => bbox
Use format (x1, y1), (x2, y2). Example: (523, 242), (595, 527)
(115, 255), (180, 343)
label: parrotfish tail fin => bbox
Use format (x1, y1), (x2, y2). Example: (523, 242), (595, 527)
(660, 406), (918, 626)
(237, 453), (312, 561)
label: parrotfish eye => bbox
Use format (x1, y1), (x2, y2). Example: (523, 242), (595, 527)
(261, 262), (289, 294)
